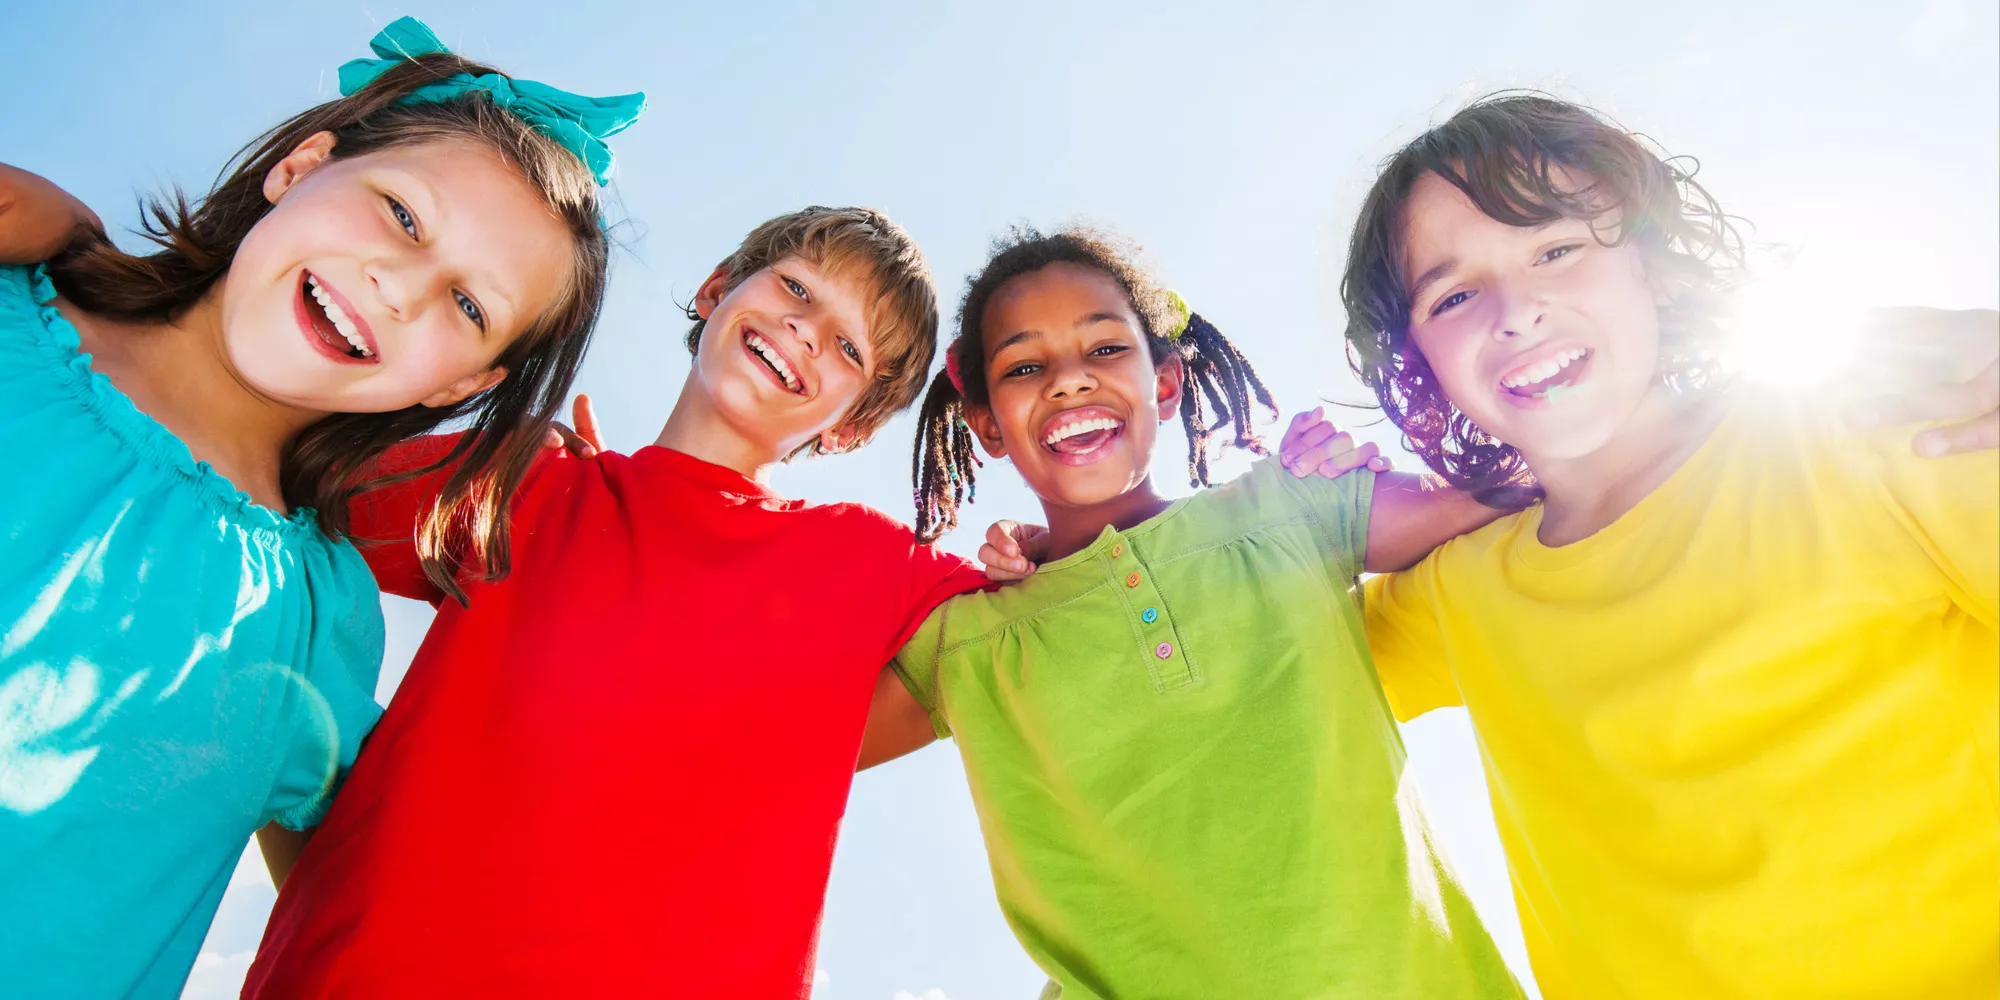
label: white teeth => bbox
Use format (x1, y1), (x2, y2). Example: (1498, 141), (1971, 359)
(1501, 348), (1586, 388)
(306, 275), (371, 357)
(746, 332), (799, 390)
(1043, 416), (1122, 446)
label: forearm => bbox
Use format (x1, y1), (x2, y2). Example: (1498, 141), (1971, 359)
(255, 821), (315, 889)
(1364, 472), (1503, 573)
(0, 163), (100, 263)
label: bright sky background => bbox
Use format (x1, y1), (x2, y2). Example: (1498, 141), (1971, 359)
(6, 2), (1995, 998)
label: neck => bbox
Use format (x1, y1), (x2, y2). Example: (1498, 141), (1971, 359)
(61, 283), (327, 509)
(1038, 475), (1175, 562)
(1526, 383), (1730, 546)
(651, 371), (791, 483)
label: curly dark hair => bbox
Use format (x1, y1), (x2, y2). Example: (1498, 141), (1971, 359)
(911, 225), (1276, 541)
(1341, 91), (1746, 510)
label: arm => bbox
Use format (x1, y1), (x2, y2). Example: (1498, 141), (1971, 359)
(1844, 307), (1998, 457)
(0, 163), (101, 263)
(1364, 473), (1503, 573)
(255, 821), (314, 889)
(856, 665), (939, 770)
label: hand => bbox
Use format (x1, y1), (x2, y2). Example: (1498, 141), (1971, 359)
(1842, 308), (1998, 457)
(541, 394), (605, 459)
(979, 519), (1050, 582)
(0, 164), (103, 263)
(1278, 406), (1391, 479)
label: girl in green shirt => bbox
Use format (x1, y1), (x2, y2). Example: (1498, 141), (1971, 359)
(867, 225), (1520, 998)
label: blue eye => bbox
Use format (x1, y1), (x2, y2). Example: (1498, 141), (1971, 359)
(387, 197), (419, 238)
(783, 276), (809, 300)
(839, 338), (861, 365)
(455, 291), (485, 329)
(1539, 244), (1580, 264)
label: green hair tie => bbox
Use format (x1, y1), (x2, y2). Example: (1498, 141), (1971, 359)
(1161, 289), (1192, 341)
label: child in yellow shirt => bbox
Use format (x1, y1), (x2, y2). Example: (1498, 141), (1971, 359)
(1327, 92), (1999, 998)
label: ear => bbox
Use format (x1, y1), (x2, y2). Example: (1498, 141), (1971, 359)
(1154, 353), (1186, 422)
(693, 266), (732, 321)
(420, 366), (508, 409)
(262, 132), (339, 205)
(818, 421), (864, 454)
(961, 403), (1009, 460)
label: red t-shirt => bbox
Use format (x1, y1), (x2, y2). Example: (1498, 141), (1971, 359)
(243, 438), (985, 999)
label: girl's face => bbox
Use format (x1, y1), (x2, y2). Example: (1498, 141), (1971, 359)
(1400, 170), (1665, 462)
(964, 263), (1182, 511)
(223, 133), (574, 414)
(690, 254), (879, 455)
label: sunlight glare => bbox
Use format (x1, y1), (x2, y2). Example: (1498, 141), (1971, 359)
(1724, 262), (1866, 388)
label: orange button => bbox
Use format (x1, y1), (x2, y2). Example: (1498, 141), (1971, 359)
(1125, 572), (1141, 588)
(1111, 543), (1124, 558)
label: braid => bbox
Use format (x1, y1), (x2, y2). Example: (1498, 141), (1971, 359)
(1173, 312), (1277, 488)
(911, 367), (983, 542)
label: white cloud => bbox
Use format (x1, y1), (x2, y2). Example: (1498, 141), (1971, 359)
(892, 991), (951, 1000)
(180, 950), (254, 1000)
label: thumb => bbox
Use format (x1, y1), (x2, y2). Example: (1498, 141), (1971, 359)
(573, 394), (605, 452)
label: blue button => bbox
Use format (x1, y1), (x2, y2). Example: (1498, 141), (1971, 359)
(1141, 607), (1159, 624)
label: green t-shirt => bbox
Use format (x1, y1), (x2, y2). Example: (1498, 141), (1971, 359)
(894, 460), (1521, 999)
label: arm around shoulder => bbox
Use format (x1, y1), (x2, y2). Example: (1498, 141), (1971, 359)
(1364, 472), (1504, 574)
(0, 164), (102, 264)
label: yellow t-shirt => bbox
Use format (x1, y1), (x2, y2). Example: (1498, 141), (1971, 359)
(1367, 389), (1998, 999)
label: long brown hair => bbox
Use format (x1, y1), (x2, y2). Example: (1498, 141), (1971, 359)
(49, 52), (610, 604)
(1340, 91), (1746, 510)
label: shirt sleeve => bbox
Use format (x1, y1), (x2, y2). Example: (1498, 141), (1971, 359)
(1272, 460), (1374, 583)
(1363, 559), (1464, 721)
(264, 549), (389, 831)
(347, 433), (472, 605)
(890, 603), (956, 739)
(1862, 424), (2000, 626)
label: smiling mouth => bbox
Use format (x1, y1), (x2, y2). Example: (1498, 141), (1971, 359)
(743, 329), (803, 394)
(1040, 410), (1126, 465)
(1499, 347), (1590, 401)
(300, 271), (376, 362)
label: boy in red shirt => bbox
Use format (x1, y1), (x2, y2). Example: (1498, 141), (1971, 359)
(244, 207), (988, 998)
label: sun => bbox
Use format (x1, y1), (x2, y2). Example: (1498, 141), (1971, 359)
(1723, 261), (1866, 388)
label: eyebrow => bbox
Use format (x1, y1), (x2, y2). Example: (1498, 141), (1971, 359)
(1406, 258), (1458, 306)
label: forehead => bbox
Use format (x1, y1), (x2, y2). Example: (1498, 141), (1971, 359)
(984, 263), (1137, 341)
(346, 140), (576, 326)
(1398, 172), (1525, 266)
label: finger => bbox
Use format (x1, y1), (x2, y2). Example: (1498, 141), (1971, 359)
(985, 520), (1023, 559)
(573, 394), (604, 453)
(1293, 430), (1358, 475)
(543, 426), (564, 450)
(977, 541), (1033, 579)
(1283, 422), (1340, 464)
(1366, 454), (1392, 472)
(1913, 412), (1999, 458)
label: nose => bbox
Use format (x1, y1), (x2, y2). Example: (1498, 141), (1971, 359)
(365, 254), (448, 321)
(1044, 356), (1096, 399)
(1491, 280), (1548, 342)
(786, 313), (823, 358)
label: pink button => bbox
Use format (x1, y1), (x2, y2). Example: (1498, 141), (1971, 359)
(1154, 642), (1173, 659)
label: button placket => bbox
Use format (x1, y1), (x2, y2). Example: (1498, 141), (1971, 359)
(1105, 534), (1191, 690)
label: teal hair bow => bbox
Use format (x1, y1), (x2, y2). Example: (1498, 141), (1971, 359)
(337, 16), (646, 186)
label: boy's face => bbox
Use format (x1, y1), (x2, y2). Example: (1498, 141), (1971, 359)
(690, 254), (878, 456)
(1400, 170), (1665, 463)
(963, 263), (1181, 512)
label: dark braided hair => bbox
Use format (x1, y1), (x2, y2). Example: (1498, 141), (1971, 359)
(912, 225), (1277, 542)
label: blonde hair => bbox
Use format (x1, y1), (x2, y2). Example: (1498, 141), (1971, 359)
(683, 206), (939, 456)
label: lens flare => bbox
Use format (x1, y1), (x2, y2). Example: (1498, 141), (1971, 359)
(1724, 261), (1865, 388)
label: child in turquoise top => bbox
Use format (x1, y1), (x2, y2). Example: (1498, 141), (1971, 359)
(866, 227), (1516, 997)
(0, 17), (640, 996)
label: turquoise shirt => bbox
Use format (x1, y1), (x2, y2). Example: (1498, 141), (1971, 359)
(0, 265), (385, 997)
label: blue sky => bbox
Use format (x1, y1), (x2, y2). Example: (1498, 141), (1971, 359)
(6, 1), (1995, 998)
